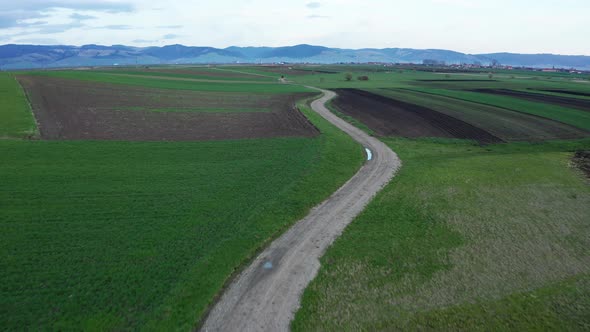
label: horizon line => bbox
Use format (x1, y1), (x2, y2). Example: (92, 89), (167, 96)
(1, 43), (589, 57)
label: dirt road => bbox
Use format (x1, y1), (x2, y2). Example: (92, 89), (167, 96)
(200, 89), (401, 332)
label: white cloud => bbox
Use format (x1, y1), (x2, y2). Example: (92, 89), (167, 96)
(0, 0), (588, 55)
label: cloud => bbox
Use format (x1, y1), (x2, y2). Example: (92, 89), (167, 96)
(133, 39), (157, 44)
(70, 13), (96, 20)
(0, 1), (133, 13)
(100, 24), (133, 30)
(0, 12), (48, 28)
(0, 1), (132, 29)
(158, 25), (183, 29)
(307, 15), (330, 19)
(14, 37), (60, 45)
(306, 2), (321, 9)
(37, 21), (85, 34)
(163, 34), (179, 39)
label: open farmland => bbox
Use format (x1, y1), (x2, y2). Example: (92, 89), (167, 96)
(285, 65), (590, 330)
(294, 138), (590, 331)
(376, 88), (590, 141)
(285, 67), (590, 142)
(406, 80), (590, 131)
(0, 68), (364, 330)
(0, 73), (37, 138)
(4, 64), (590, 330)
(472, 88), (590, 112)
(332, 88), (502, 144)
(99, 66), (277, 81)
(17, 75), (318, 141)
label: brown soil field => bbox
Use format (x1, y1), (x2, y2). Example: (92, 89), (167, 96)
(18, 76), (318, 141)
(474, 89), (590, 112)
(332, 89), (502, 144)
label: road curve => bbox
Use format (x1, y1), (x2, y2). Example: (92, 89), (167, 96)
(200, 89), (401, 332)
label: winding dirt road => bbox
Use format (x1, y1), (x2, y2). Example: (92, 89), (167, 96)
(201, 89), (401, 332)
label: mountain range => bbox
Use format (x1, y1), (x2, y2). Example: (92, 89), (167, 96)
(1, 44), (589, 70)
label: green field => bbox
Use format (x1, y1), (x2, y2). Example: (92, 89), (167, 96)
(27, 70), (311, 93)
(0, 73), (37, 138)
(0, 70), (363, 329)
(405, 87), (590, 131)
(119, 106), (272, 113)
(96, 67), (276, 82)
(294, 138), (590, 331)
(3, 64), (590, 330)
(276, 65), (590, 330)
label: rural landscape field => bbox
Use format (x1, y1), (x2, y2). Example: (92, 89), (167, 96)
(2, 63), (590, 330)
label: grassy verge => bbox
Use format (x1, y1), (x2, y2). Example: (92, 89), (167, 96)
(293, 137), (590, 331)
(0, 73), (37, 138)
(0, 95), (363, 330)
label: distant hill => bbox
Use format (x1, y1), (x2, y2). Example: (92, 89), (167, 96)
(1, 43), (589, 70)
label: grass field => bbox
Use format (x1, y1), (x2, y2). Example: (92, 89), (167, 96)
(4, 64), (590, 330)
(27, 70), (311, 93)
(0, 70), (364, 330)
(294, 138), (590, 331)
(278, 65), (590, 330)
(96, 67), (276, 82)
(0, 73), (37, 138)
(405, 87), (590, 132)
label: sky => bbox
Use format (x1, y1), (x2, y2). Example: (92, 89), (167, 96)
(0, 0), (589, 55)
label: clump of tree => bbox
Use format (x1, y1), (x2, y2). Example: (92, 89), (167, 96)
(488, 72), (494, 80)
(357, 75), (369, 81)
(345, 73), (353, 81)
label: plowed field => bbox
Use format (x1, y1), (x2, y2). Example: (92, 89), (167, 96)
(18, 76), (318, 141)
(332, 89), (502, 144)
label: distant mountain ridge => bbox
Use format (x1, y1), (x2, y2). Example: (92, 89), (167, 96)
(1, 43), (589, 70)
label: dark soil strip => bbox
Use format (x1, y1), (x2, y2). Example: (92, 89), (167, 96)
(473, 89), (590, 112)
(17, 75), (319, 141)
(534, 89), (590, 98)
(418, 79), (498, 82)
(573, 151), (590, 178)
(332, 89), (502, 144)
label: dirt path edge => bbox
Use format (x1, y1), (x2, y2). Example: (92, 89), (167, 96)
(200, 89), (401, 332)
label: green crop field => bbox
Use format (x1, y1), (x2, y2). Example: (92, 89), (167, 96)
(285, 65), (590, 330)
(294, 138), (590, 331)
(27, 70), (312, 93)
(95, 67), (276, 82)
(0, 73), (37, 138)
(3, 63), (590, 330)
(0, 69), (364, 330)
(405, 87), (590, 131)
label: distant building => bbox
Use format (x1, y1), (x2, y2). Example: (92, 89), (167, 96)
(423, 59), (445, 66)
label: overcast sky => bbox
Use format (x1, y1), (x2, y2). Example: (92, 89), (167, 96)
(1, 0), (588, 55)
